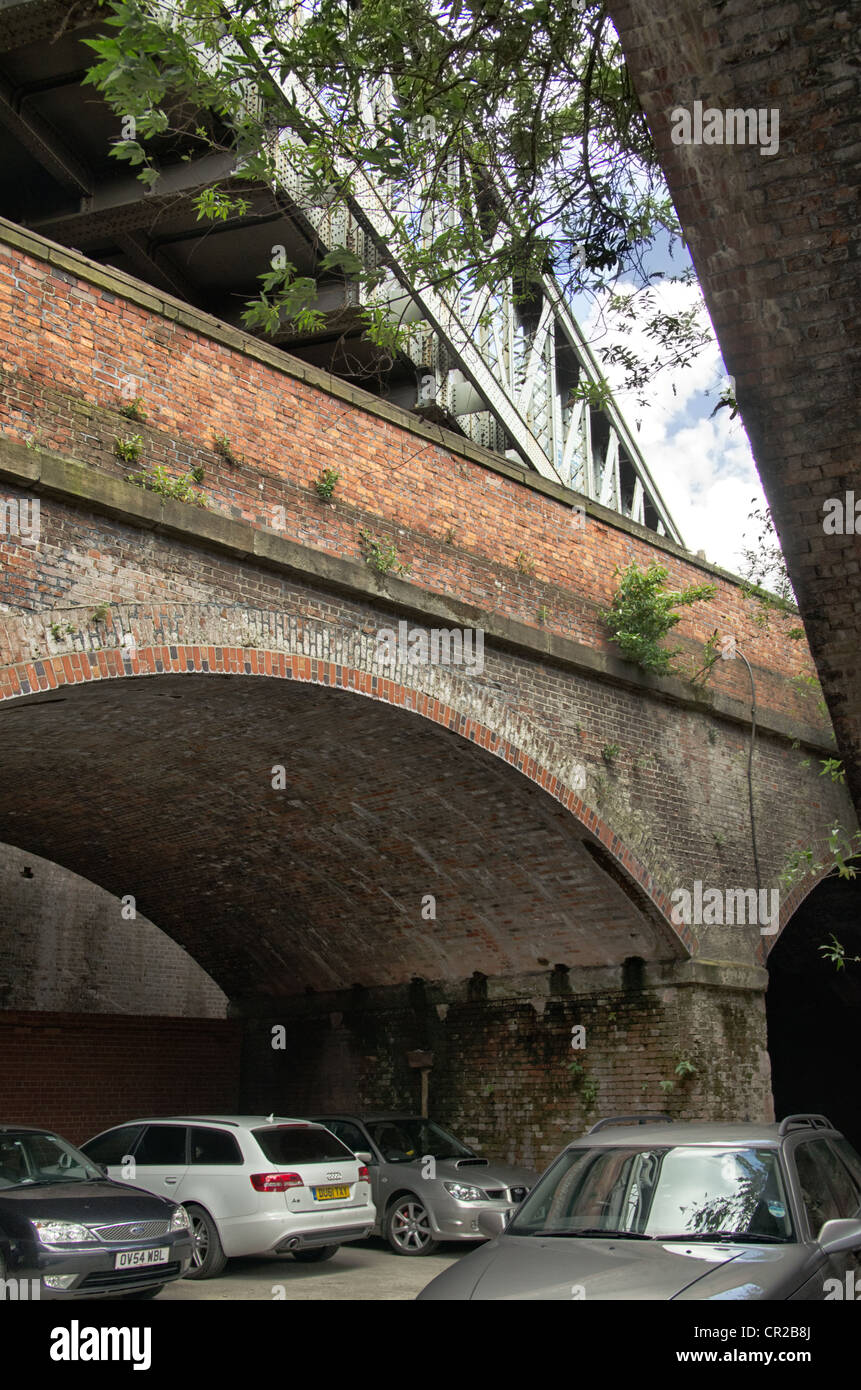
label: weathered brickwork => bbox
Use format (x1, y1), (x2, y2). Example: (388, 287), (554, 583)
(609, 0), (861, 814)
(238, 965), (773, 1168)
(0, 842), (227, 1016)
(0, 1011), (241, 1146)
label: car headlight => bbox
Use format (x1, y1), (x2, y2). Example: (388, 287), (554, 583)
(170, 1205), (190, 1232)
(444, 1182), (487, 1202)
(32, 1219), (94, 1245)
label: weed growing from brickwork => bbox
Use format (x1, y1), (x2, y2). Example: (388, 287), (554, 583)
(313, 467), (339, 500)
(114, 435), (143, 463)
(126, 465), (207, 508)
(212, 433), (244, 466)
(118, 395), (147, 422)
(359, 527), (410, 576)
(514, 550), (535, 575)
(602, 560), (716, 676)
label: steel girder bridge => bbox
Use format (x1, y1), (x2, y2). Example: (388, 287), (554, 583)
(0, 0), (681, 542)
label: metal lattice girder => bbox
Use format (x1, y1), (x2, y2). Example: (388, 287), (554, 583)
(162, 12), (683, 541)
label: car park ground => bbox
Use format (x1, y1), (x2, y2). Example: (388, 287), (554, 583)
(156, 1237), (466, 1300)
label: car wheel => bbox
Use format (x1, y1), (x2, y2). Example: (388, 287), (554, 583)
(386, 1196), (440, 1255)
(183, 1204), (228, 1280)
(292, 1245), (339, 1263)
(122, 1284), (164, 1300)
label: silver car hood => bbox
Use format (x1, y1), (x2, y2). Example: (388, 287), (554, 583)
(433, 1159), (537, 1187)
(418, 1235), (816, 1301)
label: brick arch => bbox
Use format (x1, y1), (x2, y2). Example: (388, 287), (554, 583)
(0, 603), (692, 961)
(763, 855), (857, 961)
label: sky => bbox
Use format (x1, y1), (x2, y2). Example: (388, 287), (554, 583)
(575, 253), (767, 578)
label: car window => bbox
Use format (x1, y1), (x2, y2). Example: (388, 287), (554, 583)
(81, 1126), (145, 1166)
(134, 1125), (188, 1165)
(794, 1141), (848, 1235)
(809, 1140), (861, 1217)
(368, 1123), (414, 1162)
(0, 1132), (101, 1188)
(509, 1145), (792, 1240)
(326, 1122), (369, 1154)
(829, 1138), (861, 1200)
(252, 1126), (354, 1164)
(190, 1127), (243, 1165)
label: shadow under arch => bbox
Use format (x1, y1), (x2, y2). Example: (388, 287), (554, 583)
(0, 629), (691, 995)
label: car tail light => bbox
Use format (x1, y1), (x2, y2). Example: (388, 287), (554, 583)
(251, 1172), (304, 1191)
(358, 1165), (370, 1183)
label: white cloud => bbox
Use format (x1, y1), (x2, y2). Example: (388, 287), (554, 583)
(581, 278), (767, 573)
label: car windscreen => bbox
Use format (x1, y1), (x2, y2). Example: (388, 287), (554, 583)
(0, 1132), (103, 1189)
(252, 1127), (355, 1164)
(507, 1145), (794, 1241)
(366, 1119), (475, 1163)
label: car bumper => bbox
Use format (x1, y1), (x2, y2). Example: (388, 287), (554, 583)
(217, 1204), (377, 1258)
(427, 1200), (516, 1242)
(4, 1234), (194, 1300)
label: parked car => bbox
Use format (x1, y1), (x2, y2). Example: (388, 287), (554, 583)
(417, 1113), (861, 1299)
(0, 1124), (192, 1300)
(80, 1115), (375, 1278)
(309, 1113), (538, 1255)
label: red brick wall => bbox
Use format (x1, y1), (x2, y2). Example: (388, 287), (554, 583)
(0, 1011), (241, 1146)
(0, 222), (824, 726)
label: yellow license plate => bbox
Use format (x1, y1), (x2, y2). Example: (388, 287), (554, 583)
(313, 1185), (350, 1201)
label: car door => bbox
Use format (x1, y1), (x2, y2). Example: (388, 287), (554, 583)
(126, 1124), (189, 1200)
(325, 1121), (384, 1214)
(792, 1138), (861, 1297)
(175, 1126), (251, 1223)
(366, 1121), (417, 1208)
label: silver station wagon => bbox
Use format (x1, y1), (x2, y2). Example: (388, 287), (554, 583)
(81, 1115), (375, 1277)
(418, 1113), (861, 1299)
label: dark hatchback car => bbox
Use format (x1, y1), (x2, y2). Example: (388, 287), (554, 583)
(0, 1125), (193, 1300)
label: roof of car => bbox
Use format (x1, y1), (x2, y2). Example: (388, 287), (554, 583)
(569, 1121), (814, 1147)
(310, 1114), (421, 1124)
(93, 1116), (324, 1129)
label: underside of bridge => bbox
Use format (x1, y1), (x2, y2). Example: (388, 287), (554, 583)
(0, 673), (682, 994)
(0, 671), (776, 1163)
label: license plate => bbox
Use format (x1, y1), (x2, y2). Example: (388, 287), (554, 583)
(313, 1185), (350, 1201)
(114, 1247), (170, 1270)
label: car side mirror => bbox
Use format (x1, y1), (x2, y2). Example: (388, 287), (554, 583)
(818, 1218), (861, 1255)
(355, 1151), (374, 1164)
(477, 1210), (511, 1239)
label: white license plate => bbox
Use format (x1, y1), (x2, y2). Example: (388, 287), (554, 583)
(114, 1247), (170, 1270)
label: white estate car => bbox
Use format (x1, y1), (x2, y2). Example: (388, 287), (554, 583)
(81, 1115), (375, 1278)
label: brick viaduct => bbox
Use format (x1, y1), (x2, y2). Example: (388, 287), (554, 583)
(0, 221), (857, 1163)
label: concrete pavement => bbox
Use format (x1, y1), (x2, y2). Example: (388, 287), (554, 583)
(155, 1237), (467, 1300)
